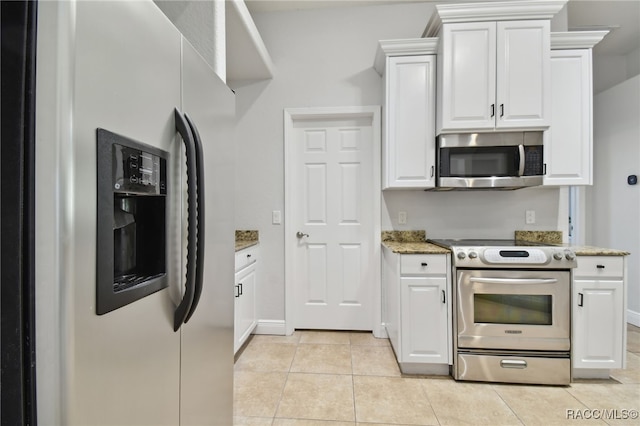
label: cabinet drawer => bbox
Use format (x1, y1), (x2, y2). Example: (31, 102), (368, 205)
(235, 245), (258, 272)
(400, 254), (447, 275)
(575, 256), (623, 279)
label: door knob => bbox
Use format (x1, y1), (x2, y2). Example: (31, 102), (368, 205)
(296, 231), (309, 238)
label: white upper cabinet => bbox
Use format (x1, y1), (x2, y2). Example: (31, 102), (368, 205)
(385, 55), (436, 189)
(440, 22), (496, 132)
(423, 1), (567, 135)
(438, 20), (550, 133)
(376, 39), (438, 190)
(544, 32), (608, 186)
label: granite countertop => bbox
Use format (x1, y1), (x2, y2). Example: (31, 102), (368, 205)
(561, 245), (629, 256)
(235, 230), (259, 252)
(380, 230), (629, 256)
(515, 230), (629, 256)
(381, 230), (451, 255)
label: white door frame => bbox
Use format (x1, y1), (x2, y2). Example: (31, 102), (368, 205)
(284, 106), (382, 337)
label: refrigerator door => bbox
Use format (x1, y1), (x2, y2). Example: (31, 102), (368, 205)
(179, 39), (236, 425)
(36, 1), (182, 424)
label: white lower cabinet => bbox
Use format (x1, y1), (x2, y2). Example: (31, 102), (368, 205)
(234, 245), (258, 354)
(572, 255), (626, 378)
(383, 246), (451, 374)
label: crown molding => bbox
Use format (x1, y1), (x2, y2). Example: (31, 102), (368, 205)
(374, 38), (439, 75)
(550, 31), (609, 50)
(423, 0), (567, 37)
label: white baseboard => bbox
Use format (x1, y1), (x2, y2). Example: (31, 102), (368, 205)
(253, 319), (287, 335)
(628, 309), (640, 327)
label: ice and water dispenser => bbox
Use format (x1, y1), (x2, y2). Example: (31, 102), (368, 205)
(96, 129), (168, 314)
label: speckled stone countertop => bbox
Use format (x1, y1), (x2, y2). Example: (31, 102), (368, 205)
(381, 230), (451, 255)
(235, 230), (259, 252)
(515, 230), (563, 244)
(515, 230), (629, 256)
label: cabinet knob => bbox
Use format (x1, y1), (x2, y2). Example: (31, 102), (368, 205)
(421, 262), (428, 267)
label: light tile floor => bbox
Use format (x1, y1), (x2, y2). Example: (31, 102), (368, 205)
(234, 325), (640, 425)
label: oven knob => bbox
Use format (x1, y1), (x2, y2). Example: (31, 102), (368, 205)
(468, 251), (478, 259)
(457, 251), (466, 260)
(553, 252), (563, 261)
(565, 251), (576, 261)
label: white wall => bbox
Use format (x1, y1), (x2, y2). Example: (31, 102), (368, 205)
(235, 2), (563, 325)
(382, 188), (561, 239)
(589, 74), (640, 325)
(593, 46), (640, 95)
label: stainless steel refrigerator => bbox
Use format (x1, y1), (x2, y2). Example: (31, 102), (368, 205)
(33, 1), (235, 424)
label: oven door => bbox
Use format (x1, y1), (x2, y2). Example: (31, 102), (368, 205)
(457, 269), (570, 351)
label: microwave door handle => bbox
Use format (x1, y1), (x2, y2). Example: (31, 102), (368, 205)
(469, 277), (558, 285)
(518, 144), (525, 176)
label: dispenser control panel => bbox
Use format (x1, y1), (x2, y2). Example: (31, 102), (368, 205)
(113, 143), (166, 195)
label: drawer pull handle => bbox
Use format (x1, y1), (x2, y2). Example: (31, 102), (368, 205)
(596, 264), (605, 269)
(247, 254), (252, 258)
(578, 292), (584, 307)
(501, 359), (527, 369)
(235, 285), (240, 298)
(421, 262), (428, 267)
(239, 283), (243, 296)
(441, 290), (446, 304)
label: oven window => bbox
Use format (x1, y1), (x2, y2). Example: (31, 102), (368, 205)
(474, 294), (552, 325)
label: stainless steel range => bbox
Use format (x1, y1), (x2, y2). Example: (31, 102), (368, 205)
(429, 239), (577, 385)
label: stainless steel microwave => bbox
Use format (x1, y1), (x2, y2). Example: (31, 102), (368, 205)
(436, 132), (544, 190)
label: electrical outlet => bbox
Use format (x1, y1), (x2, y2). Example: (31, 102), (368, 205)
(525, 210), (536, 224)
(398, 211), (407, 225)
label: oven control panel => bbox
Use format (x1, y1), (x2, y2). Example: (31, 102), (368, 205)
(453, 247), (577, 268)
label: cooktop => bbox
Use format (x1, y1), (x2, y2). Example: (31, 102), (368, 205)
(428, 239), (555, 248)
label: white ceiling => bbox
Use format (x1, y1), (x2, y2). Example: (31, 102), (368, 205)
(245, 0), (640, 57)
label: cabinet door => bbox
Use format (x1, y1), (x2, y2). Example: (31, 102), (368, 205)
(384, 55), (436, 189)
(496, 20), (550, 129)
(400, 276), (449, 364)
(234, 266), (256, 353)
(440, 22), (496, 132)
(573, 279), (624, 369)
(544, 49), (592, 185)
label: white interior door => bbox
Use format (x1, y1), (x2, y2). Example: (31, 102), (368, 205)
(285, 108), (380, 331)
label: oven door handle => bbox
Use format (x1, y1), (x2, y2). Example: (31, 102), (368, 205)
(469, 277), (558, 285)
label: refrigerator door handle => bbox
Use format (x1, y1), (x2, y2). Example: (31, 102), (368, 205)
(173, 108), (198, 331)
(183, 113), (205, 323)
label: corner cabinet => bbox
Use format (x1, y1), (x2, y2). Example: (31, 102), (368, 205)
(438, 20), (550, 133)
(375, 39), (437, 190)
(572, 255), (627, 379)
(234, 244), (258, 354)
(543, 32), (608, 186)
(382, 245), (451, 374)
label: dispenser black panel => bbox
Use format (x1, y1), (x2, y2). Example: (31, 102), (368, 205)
(96, 128), (168, 315)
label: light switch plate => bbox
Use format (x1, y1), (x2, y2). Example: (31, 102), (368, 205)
(272, 210), (282, 225)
